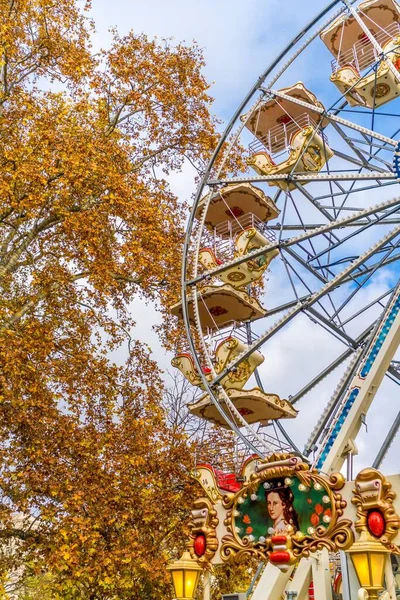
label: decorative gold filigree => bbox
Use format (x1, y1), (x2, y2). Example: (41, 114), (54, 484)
(191, 466), (222, 504)
(220, 452), (354, 564)
(226, 360), (251, 384)
(220, 533), (268, 563)
(188, 497), (219, 567)
(352, 468), (400, 554)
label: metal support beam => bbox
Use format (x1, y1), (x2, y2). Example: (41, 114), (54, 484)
(211, 225), (400, 387)
(188, 196), (400, 286)
(208, 171), (395, 186)
(263, 88), (397, 146)
(372, 410), (400, 469)
(290, 347), (354, 405)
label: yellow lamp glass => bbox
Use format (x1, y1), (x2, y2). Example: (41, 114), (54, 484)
(171, 570), (184, 598)
(351, 552), (372, 587)
(183, 570), (201, 598)
(349, 532), (389, 599)
(167, 551), (203, 599)
(369, 553), (386, 588)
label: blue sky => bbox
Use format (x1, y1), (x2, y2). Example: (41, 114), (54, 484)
(87, 0), (400, 474)
(90, 0), (318, 118)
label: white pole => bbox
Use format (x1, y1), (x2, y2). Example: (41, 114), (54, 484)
(203, 570), (211, 600)
(384, 555), (396, 600)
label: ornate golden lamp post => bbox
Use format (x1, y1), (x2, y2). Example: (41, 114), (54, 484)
(167, 551), (203, 600)
(349, 468), (400, 599)
(348, 529), (390, 598)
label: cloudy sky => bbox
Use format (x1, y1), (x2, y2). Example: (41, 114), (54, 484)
(88, 0), (400, 475)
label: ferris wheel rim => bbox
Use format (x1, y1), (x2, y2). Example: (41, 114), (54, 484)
(179, 0), (400, 463)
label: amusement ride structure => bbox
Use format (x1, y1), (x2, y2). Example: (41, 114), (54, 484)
(168, 1), (400, 598)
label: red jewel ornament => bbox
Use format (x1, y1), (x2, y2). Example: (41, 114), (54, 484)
(367, 510), (385, 538)
(194, 534), (206, 557)
(269, 550), (291, 564)
(271, 535), (287, 545)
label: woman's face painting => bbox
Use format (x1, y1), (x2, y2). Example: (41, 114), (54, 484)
(267, 492), (284, 522)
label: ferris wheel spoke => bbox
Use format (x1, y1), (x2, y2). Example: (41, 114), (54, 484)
(330, 147), (380, 170)
(311, 179), (397, 204)
(209, 223), (400, 388)
(372, 410), (400, 469)
(340, 108), (400, 118)
(314, 280), (400, 473)
(280, 251), (301, 301)
(341, 243), (400, 285)
(304, 306), (355, 345)
(347, 135), (396, 159)
(291, 182), (335, 222)
(330, 123), (389, 173)
(304, 345), (368, 457)
(208, 172), (396, 187)
(339, 286), (395, 328)
(387, 364), (400, 384)
(308, 202), (400, 266)
(188, 195), (400, 286)
(283, 247), (329, 283)
(289, 348), (353, 404)
(281, 246), (343, 321)
(285, 188), (341, 257)
(280, 253), (337, 321)
(262, 87), (398, 147)
(291, 327), (374, 409)
(304, 281), (398, 461)
(331, 244), (400, 321)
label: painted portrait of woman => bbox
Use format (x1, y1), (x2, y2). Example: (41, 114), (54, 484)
(265, 483), (300, 535)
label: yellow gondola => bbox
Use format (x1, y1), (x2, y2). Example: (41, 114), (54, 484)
(199, 227), (279, 289)
(321, 0), (400, 107)
(170, 284), (267, 331)
(188, 387), (298, 428)
(243, 82), (334, 190)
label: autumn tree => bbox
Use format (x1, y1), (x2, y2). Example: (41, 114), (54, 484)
(0, 0), (228, 597)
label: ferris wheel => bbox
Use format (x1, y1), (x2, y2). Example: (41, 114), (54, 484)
(171, 0), (400, 480)
(168, 1), (400, 598)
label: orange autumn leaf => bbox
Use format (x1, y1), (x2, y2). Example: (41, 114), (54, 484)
(0, 1), (245, 597)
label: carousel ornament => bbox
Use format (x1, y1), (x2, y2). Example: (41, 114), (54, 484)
(348, 468), (400, 598)
(220, 453), (354, 564)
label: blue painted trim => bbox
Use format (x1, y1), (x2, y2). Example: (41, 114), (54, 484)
(393, 140), (400, 180)
(316, 388), (359, 469)
(317, 295), (400, 469)
(360, 296), (400, 378)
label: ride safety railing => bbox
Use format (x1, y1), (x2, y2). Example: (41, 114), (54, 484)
(248, 113), (327, 157)
(194, 431), (292, 477)
(213, 212), (277, 242)
(208, 321), (260, 348)
(331, 21), (400, 74)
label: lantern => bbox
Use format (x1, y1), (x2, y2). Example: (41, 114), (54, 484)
(167, 551), (203, 599)
(348, 531), (390, 599)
